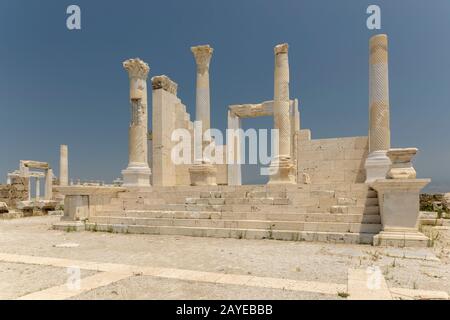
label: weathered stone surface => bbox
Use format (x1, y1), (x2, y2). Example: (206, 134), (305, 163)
(122, 58), (152, 187)
(0, 202), (8, 213)
(151, 75), (178, 95)
(420, 193), (450, 214)
(372, 179), (431, 247)
(297, 136), (368, 184)
(387, 148), (417, 179)
(0, 176), (29, 208)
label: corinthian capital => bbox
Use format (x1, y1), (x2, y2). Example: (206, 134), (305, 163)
(191, 45), (213, 74)
(123, 58), (150, 80)
(274, 43), (289, 55)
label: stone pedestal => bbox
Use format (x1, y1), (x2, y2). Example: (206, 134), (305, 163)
(269, 43), (295, 185)
(52, 186), (126, 231)
(122, 58), (152, 187)
(365, 150), (391, 183)
(372, 179), (430, 247)
(365, 34), (391, 183)
(189, 164), (217, 186)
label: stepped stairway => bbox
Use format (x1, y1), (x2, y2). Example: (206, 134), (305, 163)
(86, 184), (382, 245)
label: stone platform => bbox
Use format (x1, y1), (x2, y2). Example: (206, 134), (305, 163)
(55, 183), (382, 245)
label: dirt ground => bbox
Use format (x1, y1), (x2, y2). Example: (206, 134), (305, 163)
(0, 215), (449, 299)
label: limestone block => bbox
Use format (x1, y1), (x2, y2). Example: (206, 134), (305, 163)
(273, 198), (289, 205)
(302, 172), (311, 184)
(209, 198), (225, 205)
(386, 148), (417, 179)
(63, 195), (89, 221)
(344, 149), (368, 160)
(330, 205), (349, 214)
(189, 164), (217, 186)
(34, 200), (57, 210)
(17, 201), (34, 210)
(337, 197), (357, 206)
(298, 129), (311, 141)
(0, 202), (8, 213)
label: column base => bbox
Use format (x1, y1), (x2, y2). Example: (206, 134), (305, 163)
(373, 230), (430, 247)
(189, 164), (217, 186)
(122, 165), (151, 187)
(365, 150), (391, 183)
(268, 157), (296, 185)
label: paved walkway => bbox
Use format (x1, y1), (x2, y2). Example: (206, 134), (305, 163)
(0, 252), (447, 300)
(0, 216), (449, 300)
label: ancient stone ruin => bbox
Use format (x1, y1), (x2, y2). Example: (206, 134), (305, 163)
(0, 145), (70, 217)
(27, 34), (430, 247)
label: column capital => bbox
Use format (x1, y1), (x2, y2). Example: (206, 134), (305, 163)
(191, 45), (213, 73)
(151, 75), (178, 95)
(123, 58), (150, 80)
(274, 43), (289, 55)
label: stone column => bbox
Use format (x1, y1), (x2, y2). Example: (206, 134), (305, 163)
(192, 45), (213, 135)
(35, 177), (40, 200)
(60, 145), (69, 186)
(365, 34), (391, 183)
(227, 110), (242, 186)
(45, 169), (53, 200)
(189, 45), (217, 185)
(121, 58), (152, 187)
(269, 43), (295, 184)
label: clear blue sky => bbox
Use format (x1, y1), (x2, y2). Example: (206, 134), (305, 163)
(1, 0), (449, 191)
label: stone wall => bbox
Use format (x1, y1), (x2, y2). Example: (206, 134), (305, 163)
(152, 83), (227, 186)
(297, 130), (368, 184)
(0, 176), (29, 208)
(152, 86), (193, 186)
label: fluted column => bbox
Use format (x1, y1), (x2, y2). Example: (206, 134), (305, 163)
(60, 145), (69, 186)
(121, 58), (152, 187)
(365, 34), (391, 183)
(189, 45), (217, 185)
(269, 43), (295, 184)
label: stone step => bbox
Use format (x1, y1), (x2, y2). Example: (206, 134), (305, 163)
(94, 210), (381, 224)
(115, 186), (374, 199)
(185, 197), (290, 205)
(330, 205), (379, 215)
(89, 216), (382, 233)
(198, 191), (288, 199)
(85, 223), (376, 244)
(102, 202), (380, 215)
(101, 203), (339, 213)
